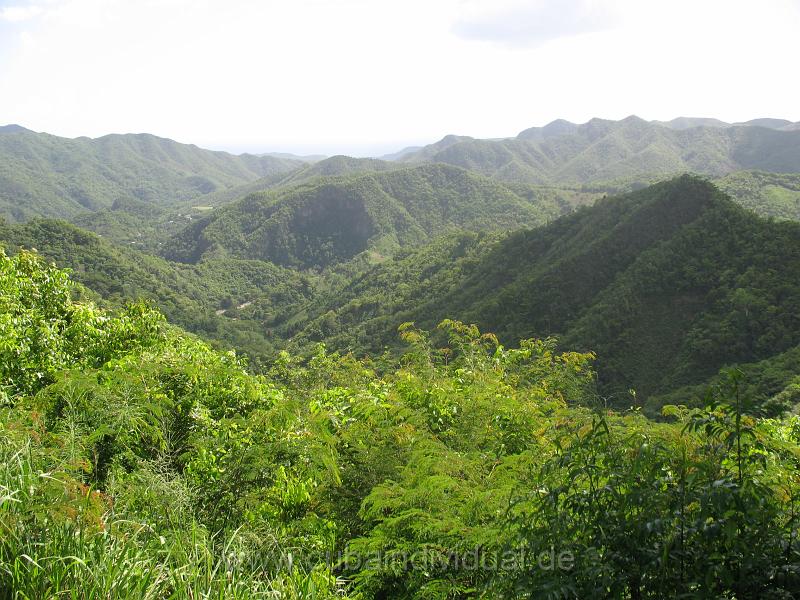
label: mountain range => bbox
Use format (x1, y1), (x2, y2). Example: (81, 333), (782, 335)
(398, 115), (800, 185)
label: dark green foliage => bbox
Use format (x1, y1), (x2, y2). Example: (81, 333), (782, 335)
(5, 114), (800, 600)
(281, 176), (800, 411)
(6, 175), (798, 415)
(648, 345), (800, 417)
(507, 372), (800, 598)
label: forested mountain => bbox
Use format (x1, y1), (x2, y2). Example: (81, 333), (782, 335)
(401, 116), (800, 184)
(379, 145), (423, 160)
(63, 168), (800, 253)
(3, 0), (799, 587)
(274, 155), (400, 186)
(4, 169), (798, 415)
(653, 117), (730, 130)
(654, 117), (798, 131)
(392, 134), (474, 162)
(281, 176), (800, 412)
(162, 163), (567, 268)
(735, 118), (798, 130)
(2, 122), (798, 416)
(0, 127), (303, 221)
(69, 196), (190, 251)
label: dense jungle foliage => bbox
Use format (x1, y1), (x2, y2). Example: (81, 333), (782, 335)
(3, 248), (800, 599)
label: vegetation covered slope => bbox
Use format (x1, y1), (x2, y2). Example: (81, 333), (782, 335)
(190, 156), (403, 210)
(281, 176), (800, 411)
(5, 171), (797, 414)
(69, 196), (189, 251)
(402, 116), (800, 185)
(0, 218), (313, 362)
(2, 251), (800, 598)
(163, 163), (565, 268)
(715, 170), (800, 220)
(0, 128), (302, 221)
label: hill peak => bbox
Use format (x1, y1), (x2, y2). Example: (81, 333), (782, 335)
(0, 124), (31, 134)
(734, 118), (795, 130)
(620, 114), (647, 124)
(438, 134), (471, 145)
(657, 117), (731, 130)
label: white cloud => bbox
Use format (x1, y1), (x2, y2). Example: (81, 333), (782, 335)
(0, 0), (798, 155)
(0, 4), (45, 22)
(452, 0), (619, 47)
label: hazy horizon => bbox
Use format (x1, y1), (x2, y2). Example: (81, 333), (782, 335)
(2, 0), (799, 156)
(3, 113), (798, 158)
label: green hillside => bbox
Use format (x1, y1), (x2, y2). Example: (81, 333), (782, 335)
(0, 128), (302, 221)
(402, 116), (800, 185)
(70, 198), (183, 252)
(163, 163), (565, 268)
(279, 176), (800, 411)
(191, 155), (402, 210)
(0, 218), (313, 362)
(5, 168), (798, 415)
(274, 155), (400, 186)
(715, 170), (800, 220)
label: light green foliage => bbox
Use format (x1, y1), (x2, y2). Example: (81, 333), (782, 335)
(0, 252), (345, 597)
(0, 219), (314, 364)
(716, 170), (800, 221)
(0, 249), (165, 398)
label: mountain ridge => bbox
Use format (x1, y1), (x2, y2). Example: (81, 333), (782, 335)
(161, 163), (566, 268)
(398, 116), (800, 185)
(0, 127), (304, 222)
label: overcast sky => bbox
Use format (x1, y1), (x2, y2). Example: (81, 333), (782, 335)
(1, 0), (799, 156)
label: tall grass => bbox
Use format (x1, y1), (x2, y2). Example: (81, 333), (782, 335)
(0, 435), (345, 599)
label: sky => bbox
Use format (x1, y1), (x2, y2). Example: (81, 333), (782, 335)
(1, 0), (799, 156)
